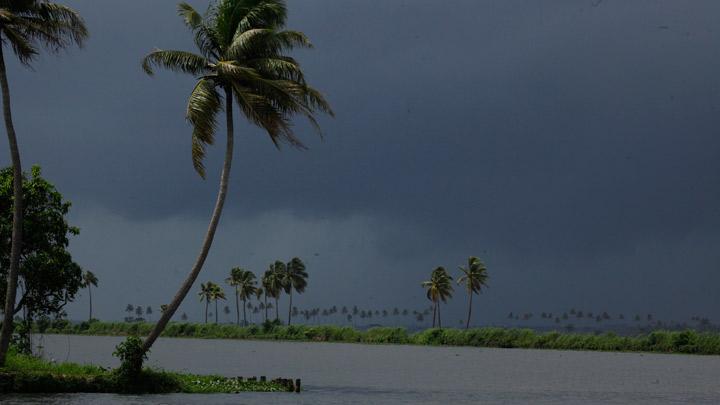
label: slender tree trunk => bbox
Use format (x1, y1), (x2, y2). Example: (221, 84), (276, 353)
(141, 87), (234, 354)
(215, 299), (218, 325)
(287, 289), (293, 326)
(88, 285), (93, 322)
(235, 290), (239, 326)
(204, 301), (208, 324)
(243, 298), (247, 326)
(0, 46), (24, 367)
(264, 295), (268, 322)
(432, 303), (437, 328)
(438, 301), (442, 329)
(465, 290), (473, 329)
(274, 297), (279, 321)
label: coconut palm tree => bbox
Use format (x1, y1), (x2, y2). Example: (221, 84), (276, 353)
(138, 0), (332, 356)
(457, 257), (489, 329)
(226, 267), (251, 325)
(211, 283), (226, 325)
(81, 270), (99, 321)
(422, 266), (453, 328)
(226, 268), (256, 325)
(281, 257), (307, 325)
(0, 0), (88, 366)
(198, 282), (215, 324)
(264, 262), (285, 321)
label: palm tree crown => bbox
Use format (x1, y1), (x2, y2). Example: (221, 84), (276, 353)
(82, 270), (98, 288)
(142, 0), (333, 177)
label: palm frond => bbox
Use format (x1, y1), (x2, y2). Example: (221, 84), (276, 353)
(142, 49), (208, 76)
(187, 79), (222, 178)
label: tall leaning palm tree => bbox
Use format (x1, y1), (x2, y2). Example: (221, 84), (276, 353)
(82, 270), (99, 321)
(281, 257), (307, 325)
(0, 0), (88, 366)
(422, 266), (453, 329)
(457, 257), (488, 329)
(261, 269), (277, 321)
(139, 0), (332, 357)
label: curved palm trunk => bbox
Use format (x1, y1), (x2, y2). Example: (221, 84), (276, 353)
(214, 299), (218, 325)
(141, 88), (234, 353)
(274, 297), (279, 321)
(287, 289), (292, 326)
(235, 290), (240, 325)
(204, 301), (209, 324)
(242, 298), (247, 326)
(432, 303), (437, 328)
(465, 290), (473, 329)
(264, 295), (268, 322)
(88, 285), (93, 321)
(0, 46), (24, 366)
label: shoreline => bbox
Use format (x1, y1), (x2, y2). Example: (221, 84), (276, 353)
(33, 321), (720, 356)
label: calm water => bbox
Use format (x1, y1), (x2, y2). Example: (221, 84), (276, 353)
(1, 334), (719, 404)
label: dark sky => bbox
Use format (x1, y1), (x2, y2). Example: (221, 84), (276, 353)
(2, 0), (719, 324)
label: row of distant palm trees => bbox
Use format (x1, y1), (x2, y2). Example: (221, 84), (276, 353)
(422, 257), (489, 329)
(199, 257), (308, 325)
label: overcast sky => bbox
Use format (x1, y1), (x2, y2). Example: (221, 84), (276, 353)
(2, 0), (719, 325)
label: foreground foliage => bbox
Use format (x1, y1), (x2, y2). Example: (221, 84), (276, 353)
(0, 349), (290, 394)
(39, 321), (720, 355)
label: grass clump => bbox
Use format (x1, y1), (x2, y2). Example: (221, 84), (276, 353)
(0, 349), (292, 394)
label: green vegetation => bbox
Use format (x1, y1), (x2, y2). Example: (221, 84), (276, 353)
(0, 348), (292, 394)
(37, 321), (720, 355)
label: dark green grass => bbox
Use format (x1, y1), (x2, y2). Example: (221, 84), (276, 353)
(39, 320), (720, 355)
(0, 349), (292, 394)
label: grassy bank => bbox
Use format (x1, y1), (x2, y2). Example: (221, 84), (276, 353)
(0, 349), (293, 394)
(38, 320), (720, 355)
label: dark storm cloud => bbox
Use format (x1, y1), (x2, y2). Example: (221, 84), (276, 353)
(2, 0), (720, 321)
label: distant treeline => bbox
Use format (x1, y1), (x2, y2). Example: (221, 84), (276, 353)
(36, 320), (720, 355)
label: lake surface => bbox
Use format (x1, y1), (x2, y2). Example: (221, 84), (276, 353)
(1, 334), (720, 404)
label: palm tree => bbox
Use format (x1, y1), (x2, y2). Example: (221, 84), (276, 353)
(81, 270), (99, 321)
(199, 282), (214, 324)
(0, 0), (88, 366)
(264, 262), (285, 321)
(422, 266), (453, 328)
(281, 257), (307, 325)
(211, 283), (226, 325)
(457, 257), (489, 329)
(226, 268), (256, 325)
(226, 267), (248, 325)
(138, 0), (332, 357)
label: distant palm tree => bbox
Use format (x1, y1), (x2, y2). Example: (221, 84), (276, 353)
(81, 271), (99, 321)
(0, 0), (88, 366)
(181, 312), (188, 321)
(226, 267), (256, 325)
(125, 304), (134, 321)
(211, 283), (226, 325)
(146, 306), (153, 322)
(422, 266), (453, 328)
(255, 287), (264, 321)
(135, 305), (144, 321)
(281, 257), (307, 325)
(265, 262), (285, 321)
(457, 257), (489, 329)
(199, 282), (214, 324)
(138, 0), (332, 357)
